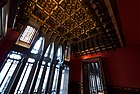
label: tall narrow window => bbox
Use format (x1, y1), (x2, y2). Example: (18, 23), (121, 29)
(88, 63), (103, 94)
(83, 59), (106, 94)
(60, 65), (69, 94)
(0, 51), (22, 93)
(14, 37), (43, 94)
(14, 58), (35, 94)
(33, 42), (54, 93)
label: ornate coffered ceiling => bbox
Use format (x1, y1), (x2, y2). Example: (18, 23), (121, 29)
(14, 0), (124, 56)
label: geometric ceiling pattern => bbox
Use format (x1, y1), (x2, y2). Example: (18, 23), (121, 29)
(15, 0), (123, 56)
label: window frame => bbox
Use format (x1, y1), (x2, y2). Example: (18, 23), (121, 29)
(15, 25), (38, 48)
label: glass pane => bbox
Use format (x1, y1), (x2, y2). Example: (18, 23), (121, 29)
(60, 66), (69, 94)
(88, 63), (104, 93)
(31, 37), (43, 54)
(95, 63), (103, 92)
(42, 67), (50, 93)
(20, 26), (36, 44)
(15, 37), (43, 93)
(27, 58), (35, 63)
(91, 75), (96, 92)
(52, 65), (60, 92)
(16, 63), (33, 94)
(0, 59), (12, 84)
(44, 45), (50, 57)
(50, 42), (54, 59)
(60, 70), (65, 91)
(14, 63), (28, 94)
(0, 51), (22, 93)
(9, 54), (21, 60)
(56, 46), (63, 65)
(0, 60), (19, 93)
(34, 65), (44, 93)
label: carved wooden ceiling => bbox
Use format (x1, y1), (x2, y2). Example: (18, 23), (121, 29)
(14, 0), (124, 56)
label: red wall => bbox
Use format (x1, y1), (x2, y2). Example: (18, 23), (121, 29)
(116, 0), (140, 46)
(103, 46), (140, 88)
(0, 29), (19, 63)
(70, 54), (82, 82)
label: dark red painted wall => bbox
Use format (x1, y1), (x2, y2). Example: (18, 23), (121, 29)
(70, 54), (82, 82)
(103, 46), (140, 88)
(0, 29), (19, 64)
(116, 0), (140, 46)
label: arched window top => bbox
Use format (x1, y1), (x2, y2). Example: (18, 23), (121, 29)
(44, 45), (50, 57)
(31, 37), (43, 54)
(57, 46), (62, 63)
(8, 51), (22, 60)
(44, 42), (54, 59)
(9, 54), (21, 60)
(57, 46), (62, 57)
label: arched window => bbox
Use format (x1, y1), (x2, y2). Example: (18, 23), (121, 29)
(34, 42), (54, 93)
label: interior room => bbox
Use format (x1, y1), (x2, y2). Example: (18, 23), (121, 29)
(0, 0), (140, 94)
